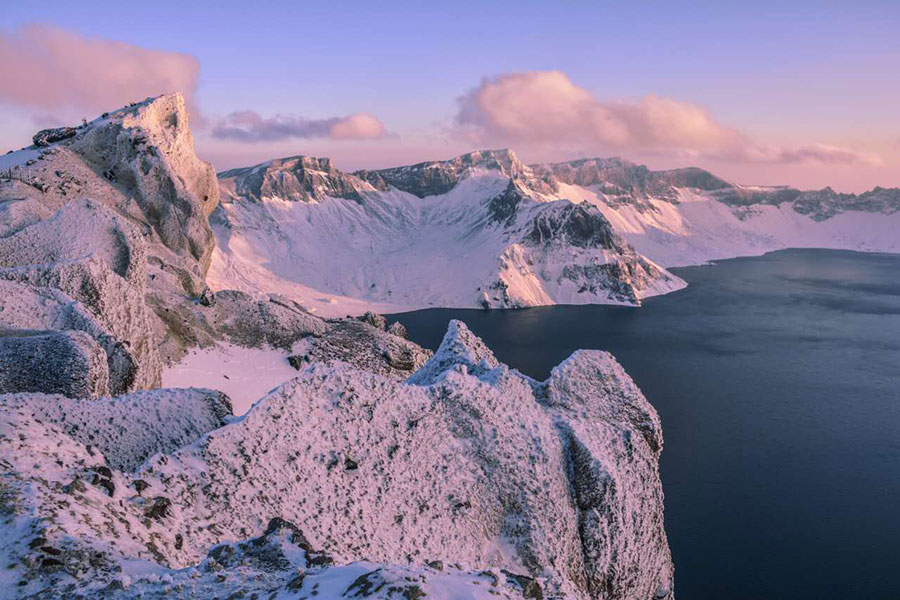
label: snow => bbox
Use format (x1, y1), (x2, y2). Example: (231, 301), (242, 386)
(591, 189), (900, 267)
(0, 147), (40, 170)
(161, 342), (302, 415)
(210, 168), (682, 316)
(211, 151), (898, 318)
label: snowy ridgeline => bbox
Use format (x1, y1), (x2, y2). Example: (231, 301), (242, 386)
(0, 321), (673, 600)
(211, 150), (900, 317)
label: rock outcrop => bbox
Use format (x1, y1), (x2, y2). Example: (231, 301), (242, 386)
(0, 321), (673, 600)
(0, 330), (109, 398)
(0, 93), (226, 394)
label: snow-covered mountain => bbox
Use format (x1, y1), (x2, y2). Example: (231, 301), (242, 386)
(211, 150), (685, 316)
(532, 157), (900, 268)
(211, 150), (899, 316)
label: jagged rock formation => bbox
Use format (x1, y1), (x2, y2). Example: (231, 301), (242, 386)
(0, 321), (673, 600)
(357, 148), (553, 198)
(532, 158), (732, 209)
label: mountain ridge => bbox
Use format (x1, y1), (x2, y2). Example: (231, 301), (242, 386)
(210, 147), (898, 316)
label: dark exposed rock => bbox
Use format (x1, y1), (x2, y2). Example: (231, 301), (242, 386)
(198, 287), (216, 307)
(145, 496), (172, 520)
(488, 179), (526, 227)
(287, 354), (307, 370)
(502, 570), (544, 599)
(219, 156), (364, 204)
(357, 311), (387, 330)
(33, 127), (77, 147)
(90, 473), (115, 497)
(387, 321), (408, 339)
(525, 202), (623, 251)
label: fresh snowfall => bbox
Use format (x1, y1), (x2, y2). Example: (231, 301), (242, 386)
(0, 91), (896, 599)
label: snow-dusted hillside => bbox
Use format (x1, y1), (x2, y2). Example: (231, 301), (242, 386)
(211, 151), (899, 316)
(211, 150), (684, 317)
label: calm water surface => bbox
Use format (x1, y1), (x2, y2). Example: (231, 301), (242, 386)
(389, 249), (900, 600)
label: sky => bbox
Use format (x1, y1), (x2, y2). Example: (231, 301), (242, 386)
(1, 0), (898, 192)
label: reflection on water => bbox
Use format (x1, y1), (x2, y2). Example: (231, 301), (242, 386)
(390, 249), (900, 600)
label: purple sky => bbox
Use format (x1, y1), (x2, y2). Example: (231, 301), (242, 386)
(1, 1), (898, 191)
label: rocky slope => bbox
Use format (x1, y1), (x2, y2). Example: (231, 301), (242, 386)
(212, 149), (684, 316)
(0, 322), (673, 600)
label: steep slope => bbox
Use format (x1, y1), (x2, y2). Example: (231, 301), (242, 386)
(211, 149), (684, 316)
(532, 158), (900, 267)
(0, 322), (673, 600)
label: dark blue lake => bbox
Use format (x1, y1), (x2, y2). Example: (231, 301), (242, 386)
(389, 249), (900, 600)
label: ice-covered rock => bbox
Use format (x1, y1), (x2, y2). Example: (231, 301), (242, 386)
(0, 199), (162, 391)
(0, 279), (144, 395)
(0, 387), (230, 471)
(0, 321), (673, 599)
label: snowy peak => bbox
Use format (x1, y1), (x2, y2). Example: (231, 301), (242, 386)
(356, 148), (540, 198)
(408, 319), (501, 384)
(218, 154), (372, 204)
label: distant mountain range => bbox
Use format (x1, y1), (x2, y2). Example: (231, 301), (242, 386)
(212, 148), (900, 315)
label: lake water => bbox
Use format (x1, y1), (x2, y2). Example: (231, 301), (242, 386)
(389, 249), (900, 600)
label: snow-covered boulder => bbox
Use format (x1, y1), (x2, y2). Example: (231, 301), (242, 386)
(0, 280), (144, 396)
(0, 330), (109, 398)
(0, 387), (231, 471)
(292, 316), (432, 378)
(0, 199), (162, 391)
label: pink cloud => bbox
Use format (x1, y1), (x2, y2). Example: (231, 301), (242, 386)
(210, 110), (386, 142)
(0, 24), (200, 116)
(455, 71), (878, 166)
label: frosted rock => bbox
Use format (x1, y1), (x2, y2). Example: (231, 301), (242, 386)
(0, 387), (231, 471)
(0, 200), (162, 391)
(0, 329), (109, 397)
(0, 280), (142, 395)
(0, 321), (672, 599)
